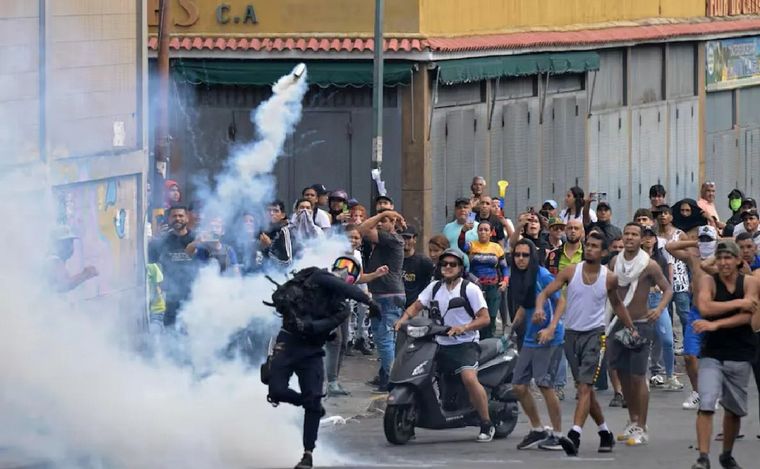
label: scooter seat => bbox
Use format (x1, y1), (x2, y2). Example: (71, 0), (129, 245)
(478, 338), (501, 363)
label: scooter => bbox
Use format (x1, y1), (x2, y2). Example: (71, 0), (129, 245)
(384, 315), (520, 445)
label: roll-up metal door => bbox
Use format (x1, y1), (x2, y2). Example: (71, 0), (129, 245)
(473, 104), (489, 183)
(743, 128), (760, 198)
(544, 95), (586, 201)
(588, 109), (630, 224)
(431, 109), (448, 230)
(502, 99), (541, 218)
(667, 99), (699, 201)
(631, 104), (668, 211)
(705, 131), (740, 220)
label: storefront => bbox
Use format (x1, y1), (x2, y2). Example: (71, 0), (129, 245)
(149, 0), (760, 236)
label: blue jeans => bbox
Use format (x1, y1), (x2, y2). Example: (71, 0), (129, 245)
(672, 291), (691, 338)
(649, 291), (674, 377)
(370, 295), (404, 378)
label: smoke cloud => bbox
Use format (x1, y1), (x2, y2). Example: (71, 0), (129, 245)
(0, 65), (349, 468)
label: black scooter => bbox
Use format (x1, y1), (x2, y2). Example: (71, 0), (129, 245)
(384, 316), (520, 444)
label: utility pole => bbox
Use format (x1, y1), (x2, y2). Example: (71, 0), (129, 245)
(154, 0), (172, 186)
(371, 0), (384, 209)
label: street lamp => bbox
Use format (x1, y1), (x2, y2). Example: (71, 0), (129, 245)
(371, 0), (384, 209)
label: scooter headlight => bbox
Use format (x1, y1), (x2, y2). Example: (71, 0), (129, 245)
(406, 325), (429, 338)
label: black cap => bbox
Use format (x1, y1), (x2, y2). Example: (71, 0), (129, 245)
(454, 197), (470, 208)
(741, 209), (759, 220)
(642, 225), (657, 237)
(310, 183), (328, 196)
(597, 201), (611, 210)
(742, 197), (757, 208)
(375, 195), (394, 205)
(400, 225), (418, 237)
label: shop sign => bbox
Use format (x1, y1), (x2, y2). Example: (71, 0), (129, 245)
(147, 1), (259, 28)
(706, 36), (760, 91)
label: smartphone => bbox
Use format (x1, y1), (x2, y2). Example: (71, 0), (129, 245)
(526, 206), (535, 214)
(591, 192), (608, 202)
(467, 212), (477, 223)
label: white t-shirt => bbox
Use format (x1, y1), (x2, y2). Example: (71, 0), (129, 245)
(314, 209), (332, 231)
(416, 278), (488, 346)
(560, 208), (597, 224)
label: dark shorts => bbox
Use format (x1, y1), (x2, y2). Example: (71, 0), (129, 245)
(512, 345), (563, 387)
(437, 342), (480, 375)
(564, 327), (605, 385)
(608, 321), (656, 376)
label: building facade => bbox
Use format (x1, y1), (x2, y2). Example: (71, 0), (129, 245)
(149, 0), (760, 238)
(1, 0), (149, 320)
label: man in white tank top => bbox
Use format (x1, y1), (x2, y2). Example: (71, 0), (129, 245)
(534, 232), (637, 456)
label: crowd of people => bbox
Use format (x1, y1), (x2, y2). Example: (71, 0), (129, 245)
(146, 176), (760, 469)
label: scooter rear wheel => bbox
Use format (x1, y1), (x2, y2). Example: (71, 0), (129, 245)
(384, 405), (416, 445)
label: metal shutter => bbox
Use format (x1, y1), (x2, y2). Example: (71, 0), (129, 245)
(631, 104), (668, 210)
(431, 109), (448, 230)
(503, 99), (541, 218)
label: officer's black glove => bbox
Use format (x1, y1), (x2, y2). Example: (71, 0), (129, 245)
(368, 300), (382, 319)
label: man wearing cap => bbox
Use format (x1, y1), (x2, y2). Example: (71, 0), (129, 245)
(375, 195), (394, 213)
(585, 200), (622, 245)
(731, 208), (760, 252)
(690, 239), (760, 469)
(443, 198), (479, 270)
(545, 219), (584, 276)
(726, 198), (756, 237)
(310, 183), (330, 213)
(48, 225), (99, 293)
(400, 225), (435, 309)
(545, 217), (565, 251)
(540, 200), (559, 220)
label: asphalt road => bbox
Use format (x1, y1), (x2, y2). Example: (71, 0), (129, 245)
(315, 385), (760, 469)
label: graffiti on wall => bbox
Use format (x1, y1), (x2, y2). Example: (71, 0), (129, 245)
(54, 176), (140, 301)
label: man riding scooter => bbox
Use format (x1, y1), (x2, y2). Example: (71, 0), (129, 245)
(395, 249), (495, 442)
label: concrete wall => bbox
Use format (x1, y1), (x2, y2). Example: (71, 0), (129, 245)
(0, 0), (148, 322)
(419, 0), (704, 35)
(146, 0), (706, 38)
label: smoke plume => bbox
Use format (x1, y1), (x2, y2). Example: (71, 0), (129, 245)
(0, 65), (348, 468)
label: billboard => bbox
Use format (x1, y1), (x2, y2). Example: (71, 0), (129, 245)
(706, 36), (760, 91)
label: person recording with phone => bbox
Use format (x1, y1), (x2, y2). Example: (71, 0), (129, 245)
(186, 215), (240, 276)
(328, 189), (352, 226)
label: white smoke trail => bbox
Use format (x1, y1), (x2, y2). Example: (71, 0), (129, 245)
(0, 65), (350, 468)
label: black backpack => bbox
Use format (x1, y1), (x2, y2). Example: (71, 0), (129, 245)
(429, 279), (476, 319)
(265, 267), (327, 328)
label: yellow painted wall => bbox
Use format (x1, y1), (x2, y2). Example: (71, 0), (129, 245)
(418, 0), (705, 36)
(147, 0), (420, 36)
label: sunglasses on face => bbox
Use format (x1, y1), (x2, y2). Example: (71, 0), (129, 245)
(439, 261), (460, 268)
(513, 252), (531, 258)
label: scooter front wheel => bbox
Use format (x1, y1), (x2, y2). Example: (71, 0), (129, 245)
(494, 402), (519, 439)
(384, 404), (416, 445)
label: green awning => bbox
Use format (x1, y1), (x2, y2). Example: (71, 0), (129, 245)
(437, 52), (600, 85)
(171, 59), (414, 88)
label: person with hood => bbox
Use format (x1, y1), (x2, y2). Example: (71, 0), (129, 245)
(666, 200), (719, 411)
(266, 256), (381, 469)
(510, 239), (570, 451)
(163, 179), (181, 209)
(723, 189), (746, 237)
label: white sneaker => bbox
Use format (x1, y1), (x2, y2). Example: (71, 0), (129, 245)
(617, 421), (636, 442)
(649, 374), (665, 387)
(682, 391), (700, 410)
(625, 426), (649, 446)
(663, 376), (685, 392)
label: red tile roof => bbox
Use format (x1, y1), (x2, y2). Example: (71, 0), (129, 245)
(148, 18), (760, 54)
(147, 36), (429, 52)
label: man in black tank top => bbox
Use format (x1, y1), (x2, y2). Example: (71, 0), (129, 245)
(690, 240), (760, 469)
